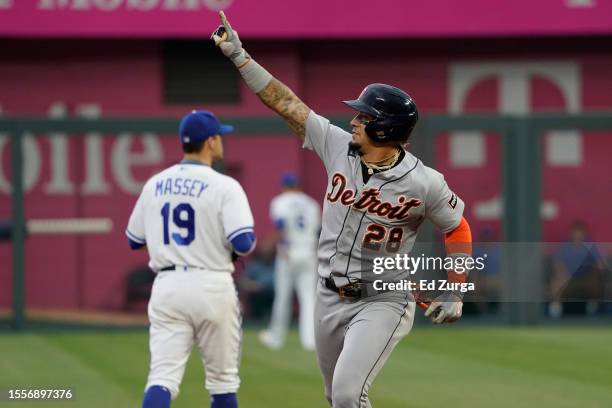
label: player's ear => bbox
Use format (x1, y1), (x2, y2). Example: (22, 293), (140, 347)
(204, 136), (216, 150)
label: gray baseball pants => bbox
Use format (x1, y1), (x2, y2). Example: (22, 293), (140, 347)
(314, 281), (415, 408)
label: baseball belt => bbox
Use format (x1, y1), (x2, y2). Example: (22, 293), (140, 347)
(322, 277), (393, 300)
(158, 265), (206, 272)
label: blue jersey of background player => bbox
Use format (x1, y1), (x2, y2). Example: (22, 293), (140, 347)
(126, 111), (256, 408)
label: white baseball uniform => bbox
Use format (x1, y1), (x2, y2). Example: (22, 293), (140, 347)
(126, 161), (254, 399)
(264, 191), (321, 350)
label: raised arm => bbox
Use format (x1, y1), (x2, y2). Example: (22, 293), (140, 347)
(256, 79), (310, 140)
(211, 11), (311, 141)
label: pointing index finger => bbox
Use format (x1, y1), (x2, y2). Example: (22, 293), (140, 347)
(219, 10), (234, 40)
(219, 10), (232, 32)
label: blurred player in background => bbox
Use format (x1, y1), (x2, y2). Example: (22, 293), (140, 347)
(238, 236), (276, 319)
(213, 12), (471, 408)
(259, 172), (321, 351)
(126, 110), (256, 408)
(550, 221), (605, 318)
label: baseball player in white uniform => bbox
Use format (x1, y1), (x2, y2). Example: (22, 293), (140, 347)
(126, 110), (256, 408)
(259, 172), (321, 351)
(213, 12), (474, 408)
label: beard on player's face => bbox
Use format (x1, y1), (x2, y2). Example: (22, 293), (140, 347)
(350, 120), (371, 156)
(348, 141), (364, 156)
(349, 129), (379, 157)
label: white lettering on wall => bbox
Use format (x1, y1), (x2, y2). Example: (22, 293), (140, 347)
(82, 135), (111, 194)
(162, 0), (198, 10)
(111, 133), (163, 194)
(203, 0), (233, 10)
(0, 106), (42, 194)
(449, 61), (581, 168)
(44, 102), (75, 194)
(473, 196), (559, 221)
(92, 0), (122, 11)
(566, 0), (596, 8)
(126, 0), (159, 10)
(77, 104), (112, 194)
(448, 61), (581, 221)
(0, 134), (42, 194)
(38, 0), (234, 11)
(0, 101), (166, 196)
(38, 0), (90, 10)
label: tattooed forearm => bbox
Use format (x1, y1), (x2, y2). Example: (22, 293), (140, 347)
(257, 79), (311, 140)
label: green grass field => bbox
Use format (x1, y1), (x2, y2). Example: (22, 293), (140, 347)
(1, 327), (611, 407)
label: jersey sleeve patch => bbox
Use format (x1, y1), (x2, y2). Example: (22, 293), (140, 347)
(448, 193), (458, 209)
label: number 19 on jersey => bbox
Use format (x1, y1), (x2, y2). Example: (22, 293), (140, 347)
(161, 202), (195, 246)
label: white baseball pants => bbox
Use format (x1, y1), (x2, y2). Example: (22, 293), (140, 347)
(145, 271), (241, 399)
(266, 254), (317, 349)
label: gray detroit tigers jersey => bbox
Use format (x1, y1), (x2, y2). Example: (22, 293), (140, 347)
(303, 111), (464, 286)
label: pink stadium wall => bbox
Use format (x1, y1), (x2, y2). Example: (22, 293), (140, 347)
(1, 38), (611, 310)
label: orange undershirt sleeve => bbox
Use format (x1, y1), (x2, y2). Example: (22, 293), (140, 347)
(444, 217), (472, 283)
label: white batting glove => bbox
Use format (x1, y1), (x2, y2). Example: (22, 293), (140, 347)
(211, 11), (250, 67)
(424, 291), (463, 324)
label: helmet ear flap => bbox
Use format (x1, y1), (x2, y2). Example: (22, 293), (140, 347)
(364, 120), (382, 140)
(364, 116), (394, 143)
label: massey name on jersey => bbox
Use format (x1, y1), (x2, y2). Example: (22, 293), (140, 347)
(155, 177), (209, 198)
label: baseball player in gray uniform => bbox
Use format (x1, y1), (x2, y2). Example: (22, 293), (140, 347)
(212, 12), (473, 408)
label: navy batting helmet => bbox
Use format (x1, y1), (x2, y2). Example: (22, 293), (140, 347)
(343, 83), (418, 144)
